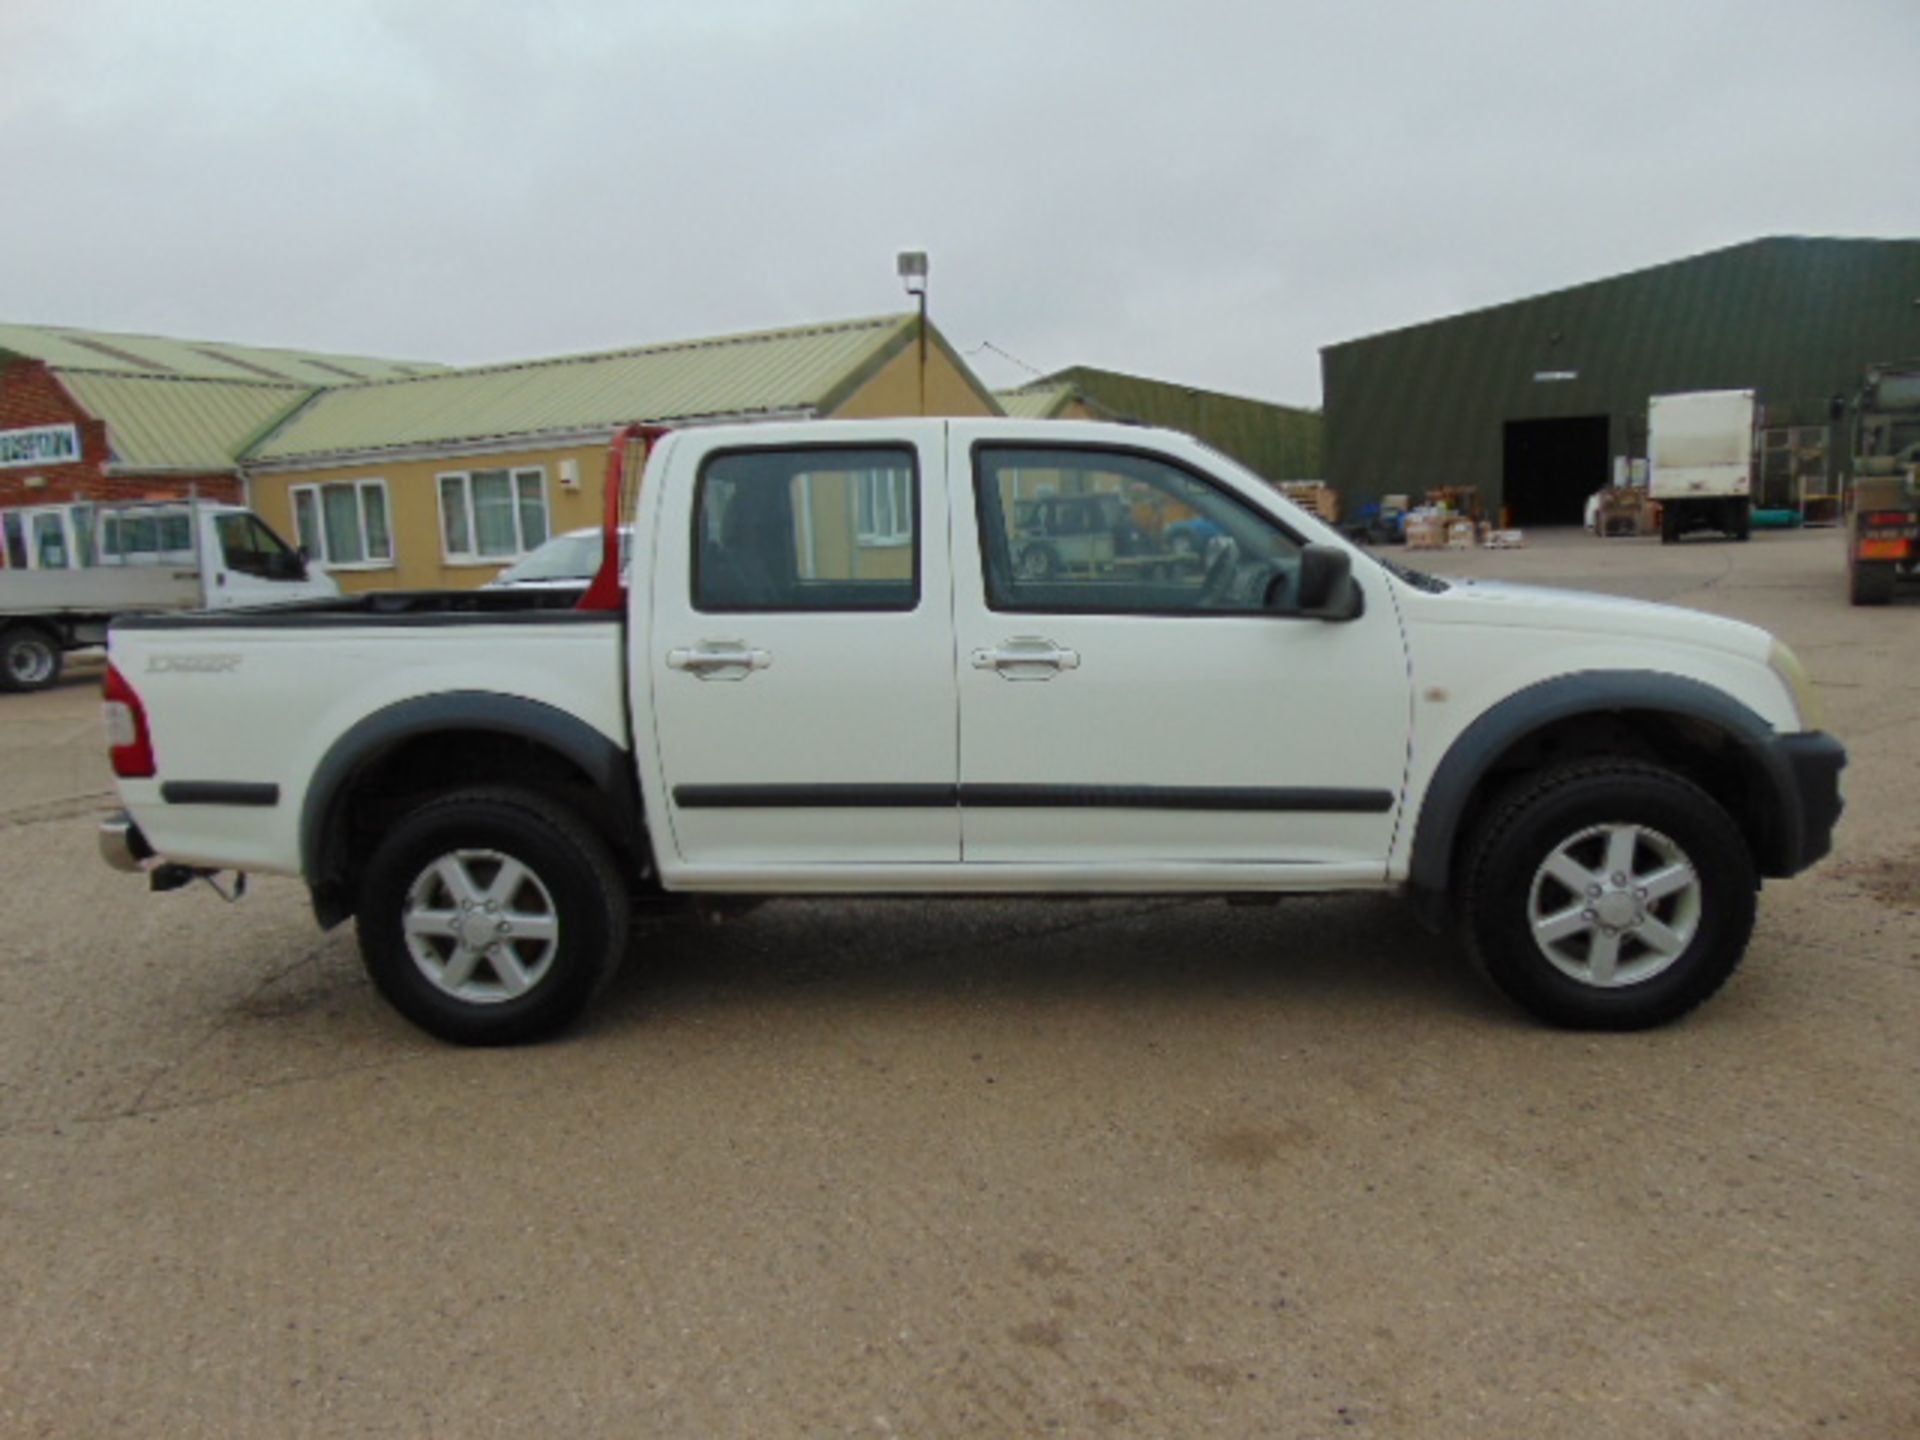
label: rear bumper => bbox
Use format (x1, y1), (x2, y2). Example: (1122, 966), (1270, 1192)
(1763, 732), (1846, 878)
(98, 810), (153, 872)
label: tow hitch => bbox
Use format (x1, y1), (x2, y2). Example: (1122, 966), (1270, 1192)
(149, 864), (248, 902)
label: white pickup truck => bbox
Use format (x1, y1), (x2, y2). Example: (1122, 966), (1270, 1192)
(98, 419), (1844, 1044)
(1, 499), (338, 691)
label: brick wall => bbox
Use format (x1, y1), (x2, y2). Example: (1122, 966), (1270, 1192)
(0, 357), (106, 506)
(0, 357), (240, 507)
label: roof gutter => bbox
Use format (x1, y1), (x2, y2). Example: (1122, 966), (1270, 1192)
(239, 408), (818, 474)
(103, 462), (244, 477)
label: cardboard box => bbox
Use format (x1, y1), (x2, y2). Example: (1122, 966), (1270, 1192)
(1404, 516), (1446, 550)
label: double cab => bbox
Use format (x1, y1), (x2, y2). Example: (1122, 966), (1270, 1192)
(99, 419), (1844, 1043)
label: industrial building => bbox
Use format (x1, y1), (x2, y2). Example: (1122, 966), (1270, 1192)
(1321, 236), (1920, 524)
(998, 365), (1322, 482)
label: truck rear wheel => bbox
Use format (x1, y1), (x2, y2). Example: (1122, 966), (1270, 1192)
(0, 625), (63, 693)
(356, 787), (629, 1045)
(1460, 761), (1755, 1030)
(1849, 557), (1896, 606)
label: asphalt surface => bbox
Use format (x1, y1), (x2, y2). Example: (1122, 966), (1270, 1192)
(2, 527), (1914, 1438)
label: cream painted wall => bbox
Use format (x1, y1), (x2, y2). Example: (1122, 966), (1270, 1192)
(251, 442), (609, 592)
(247, 329), (996, 592)
(828, 334), (999, 421)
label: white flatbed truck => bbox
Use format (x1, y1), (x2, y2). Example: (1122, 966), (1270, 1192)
(0, 499), (338, 691)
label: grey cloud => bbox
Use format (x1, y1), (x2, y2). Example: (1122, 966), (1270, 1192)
(3, 0), (1916, 405)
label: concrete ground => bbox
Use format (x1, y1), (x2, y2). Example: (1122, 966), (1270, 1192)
(1, 527), (1914, 1438)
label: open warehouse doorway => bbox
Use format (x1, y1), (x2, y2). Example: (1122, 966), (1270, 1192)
(1502, 416), (1609, 525)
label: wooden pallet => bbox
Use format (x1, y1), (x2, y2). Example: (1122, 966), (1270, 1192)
(1278, 482), (1340, 524)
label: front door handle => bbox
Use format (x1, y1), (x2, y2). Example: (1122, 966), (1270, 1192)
(971, 636), (1081, 681)
(667, 642), (773, 681)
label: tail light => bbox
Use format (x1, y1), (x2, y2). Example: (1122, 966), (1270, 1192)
(102, 663), (157, 778)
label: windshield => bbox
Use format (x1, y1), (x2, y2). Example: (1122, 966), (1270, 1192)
(491, 532), (611, 584)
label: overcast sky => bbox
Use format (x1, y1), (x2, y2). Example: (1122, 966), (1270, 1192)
(4, 0), (1917, 406)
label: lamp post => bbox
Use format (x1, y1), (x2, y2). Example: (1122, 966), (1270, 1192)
(897, 250), (929, 415)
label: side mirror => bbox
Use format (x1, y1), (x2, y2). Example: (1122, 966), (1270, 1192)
(1293, 543), (1364, 621)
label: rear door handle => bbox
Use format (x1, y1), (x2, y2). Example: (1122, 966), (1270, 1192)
(667, 642), (772, 681)
(971, 636), (1081, 681)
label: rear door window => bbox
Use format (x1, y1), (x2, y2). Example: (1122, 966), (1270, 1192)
(693, 447), (920, 612)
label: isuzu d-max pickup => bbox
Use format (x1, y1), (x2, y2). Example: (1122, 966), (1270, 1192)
(98, 419), (1844, 1044)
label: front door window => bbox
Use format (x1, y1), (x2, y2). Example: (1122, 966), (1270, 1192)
(976, 446), (1302, 614)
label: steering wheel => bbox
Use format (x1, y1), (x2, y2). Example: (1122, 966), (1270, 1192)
(1200, 537), (1239, 604)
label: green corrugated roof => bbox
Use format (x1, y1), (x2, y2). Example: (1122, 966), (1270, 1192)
(0, 322), (443, 383)
(248, 314), (926, 463)
(1031, 366), (1324, 481)
(59, 372), (315, 472)
(994, 382), (1079, 419)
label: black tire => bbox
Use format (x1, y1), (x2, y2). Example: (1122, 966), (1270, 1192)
(1460, 761), (1756, 1030)
(356, 787), (630, 1045)
(1016, 542), (1060, 579)
(1733, 507), (1751, 542)
(0, 625), (63, 693)
(1659, 508), (1678, 545)
(1849, 557), (1896, 606)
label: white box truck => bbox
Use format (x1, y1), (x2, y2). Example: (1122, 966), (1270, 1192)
(0, 498), (338, 691)
(1650, 389), (1756, 543)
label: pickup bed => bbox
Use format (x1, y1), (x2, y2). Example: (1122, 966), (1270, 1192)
(100, 418), (1845, 1043)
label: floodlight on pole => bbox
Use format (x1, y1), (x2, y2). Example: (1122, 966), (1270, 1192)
(898, 251), (930, 414)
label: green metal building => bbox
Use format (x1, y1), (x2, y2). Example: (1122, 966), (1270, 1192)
(998, 365), (1323, 482)
(1320, 236), (1920, 524)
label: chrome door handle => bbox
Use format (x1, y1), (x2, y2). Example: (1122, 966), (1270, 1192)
(971, 637), (1081, 681)
(667, 642), (773, 681)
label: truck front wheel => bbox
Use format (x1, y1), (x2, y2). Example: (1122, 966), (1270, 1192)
(0, 625), (63, 693)
(1460, 761), (1755, 1030)
(356, 787), (629, 1045)
(1017, 542), (1061, 579)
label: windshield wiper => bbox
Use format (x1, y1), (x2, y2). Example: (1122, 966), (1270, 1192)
(1377, 557), (1451, 593)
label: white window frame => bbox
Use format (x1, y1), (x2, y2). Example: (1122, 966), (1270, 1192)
(26, 507), (75, 570)
(437, 465), (549, 564)
(854, 467), (913, 547)
(289, 478), (393, 570)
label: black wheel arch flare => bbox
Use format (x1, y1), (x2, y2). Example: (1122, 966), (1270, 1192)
(301, 692), (636, 929)
(1406, 670), (1825, 929)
